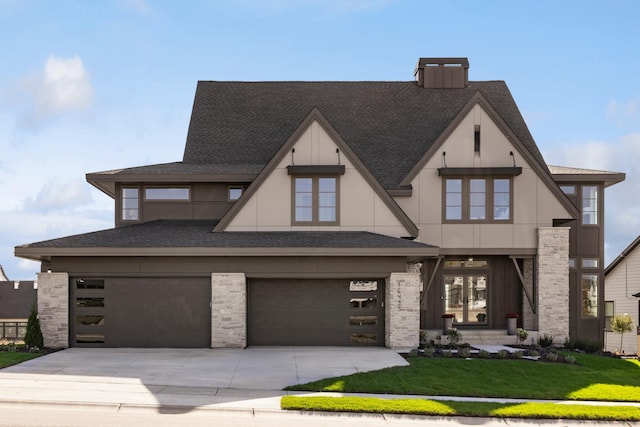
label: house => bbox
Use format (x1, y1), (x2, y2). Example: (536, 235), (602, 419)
(604, 236), (640, 354)
(15, 57), (625, 350)
(0, 266), (37, 342)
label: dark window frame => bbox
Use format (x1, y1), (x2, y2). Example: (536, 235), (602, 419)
(121, 187), (140, 222)
(143, 186), (191, 202)
(228, 186), (243, 201)
(581, 185), (599, 226)
(291, 175), (340, 226)
(443, 177), (513, 224)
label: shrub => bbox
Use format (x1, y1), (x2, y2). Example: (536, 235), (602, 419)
(564, 355), (576, 364)
(23, 305), (43, 351)
(442, 349), (453, 357)
(538, 333), (554, 348)
(478, 349), (490, 359)
(516, 328), (528, 344)
(458, 347), (471, 358)
(545, 352), (558, 362)
(528, 349), (540, 357)
(564, 338), (601, 353)
(423, 347), (435, 358)
(511, 351), (523, 359)
(497, 350), (509, 359)
(446, 328), (461, 345)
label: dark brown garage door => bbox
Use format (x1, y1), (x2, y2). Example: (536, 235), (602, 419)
(71, 277), (210, 348)
(248, 278), (384, 346)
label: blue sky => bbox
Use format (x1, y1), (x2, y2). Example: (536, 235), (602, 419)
(1, 0), (639, 279)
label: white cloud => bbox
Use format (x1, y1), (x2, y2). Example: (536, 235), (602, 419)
(607, 98), (639, 128)
(17, 55), (94, 127)
(23, 178), (93, 212)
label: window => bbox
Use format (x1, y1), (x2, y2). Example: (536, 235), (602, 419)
(582, 259), (599, 268)
(560, 185), (576, 195)
(229, 187), (243, 201)
(582, 185), (598, 225)
(604, 301), (614, 332)
(293, 176), (338, 224)
(568, 258), (576, 269)
(145, 187), (190, 200)
(581, 274), (598, 318)
(444, 178), (512, 222)
(121, 188), (139, 221)
(474, 125), (481, 153)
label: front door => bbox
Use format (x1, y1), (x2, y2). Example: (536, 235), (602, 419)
(444, 274), (488, 324)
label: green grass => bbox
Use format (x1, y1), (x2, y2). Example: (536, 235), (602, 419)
(286, 353), (640, 402)
(281, 396), (640, 421)
(0, 351), (42, 368)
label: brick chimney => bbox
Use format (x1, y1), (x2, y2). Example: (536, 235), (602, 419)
(414, 57), (469, 89)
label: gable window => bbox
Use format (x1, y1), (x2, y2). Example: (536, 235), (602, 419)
(121, 188), (139, 221)
(145, 187), (190, 201)
(444, 178), (512, 223)
(292, 176), (338, 225)
(582, 185), (598, 225)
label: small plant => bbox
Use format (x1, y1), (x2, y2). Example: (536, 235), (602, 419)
(564, 338), (601, 353)
(423, 347), (435, 358)
(538, 333), (554, 348)
(442, 349), (453, 357)
(512, 351), (523, 359)
(419, 330), (427, 346)
(528, 349), (540, 357)
(408, 348), (419, 357)
(24, 305), (44, 351)
(446, 327), (461, 345)
(478, 349), (490, 359)
(497, 349), (509, 359)
(516, 328), (528, 344)
(610, 314), (634, 354)
(546, 352), (558, 362)
(458, 347), (471, 358)
(564, 355), (576, 364)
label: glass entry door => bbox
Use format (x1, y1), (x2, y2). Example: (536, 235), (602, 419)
(444, 274), (487, 324)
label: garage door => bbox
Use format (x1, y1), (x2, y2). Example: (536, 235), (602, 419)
(71, 277), (211, 348)
(248, 278), (384, 346)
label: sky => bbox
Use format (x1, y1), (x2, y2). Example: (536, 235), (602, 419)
(1, 0), (639, 280)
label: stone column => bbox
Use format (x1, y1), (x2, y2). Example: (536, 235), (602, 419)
(385, 272), (420, 351)
(211, 273), (246, 348)
(36, 272), (69, 348)
(537, 227), (569, 344)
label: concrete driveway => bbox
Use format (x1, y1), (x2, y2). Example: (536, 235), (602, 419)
(0, 347), (408, 412)
(3, 346), (407, 390)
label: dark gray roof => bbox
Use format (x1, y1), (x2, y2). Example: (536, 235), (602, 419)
(17, 220), (436, 249)
(182, 81), (545, 189)
(90, 162), (264, 177)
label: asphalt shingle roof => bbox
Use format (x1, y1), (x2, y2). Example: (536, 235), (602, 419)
(18, 220), (436, 249)
(180, 81), (545, 188)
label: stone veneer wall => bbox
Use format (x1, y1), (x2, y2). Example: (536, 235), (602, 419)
(537, 227), (569, 343)
(211, 273), (246, 348)
(36, 272), (69, 348)
(385, 272), (420, 351)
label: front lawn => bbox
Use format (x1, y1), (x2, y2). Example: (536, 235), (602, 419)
(0, 351), (42, 369)
(286, 353), (640, 402)
(281, 396), (640, 421)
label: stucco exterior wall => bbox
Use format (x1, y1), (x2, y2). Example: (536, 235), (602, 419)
(385, 272), (420, 351)
(605, 249), (640, 355)
(36, 272), (69, 348)
(537, 227), (570, 343)
(211, 273), (246, 348)
(225, 120), (409, 237)
(395, 104), (572, 249)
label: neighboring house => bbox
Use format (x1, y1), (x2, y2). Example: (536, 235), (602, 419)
(0, 266), (37, 341)
(604, 236), (640, 355)
(15, 57), (625, 350)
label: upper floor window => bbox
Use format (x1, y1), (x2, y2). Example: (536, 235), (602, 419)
(121, 188), (139, 221)
(582, 185), (598, 225)
(293, 176), (338, 225)
(444, 178), (512, 223)
(144, 187), (190, 201)
(560, 185), (576, 195)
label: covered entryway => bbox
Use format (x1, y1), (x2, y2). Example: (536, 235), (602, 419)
(70, 277), (211, 348)
(248, 278), (384, 346)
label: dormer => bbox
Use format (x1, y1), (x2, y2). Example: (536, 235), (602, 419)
(414, 57), (469, 89)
